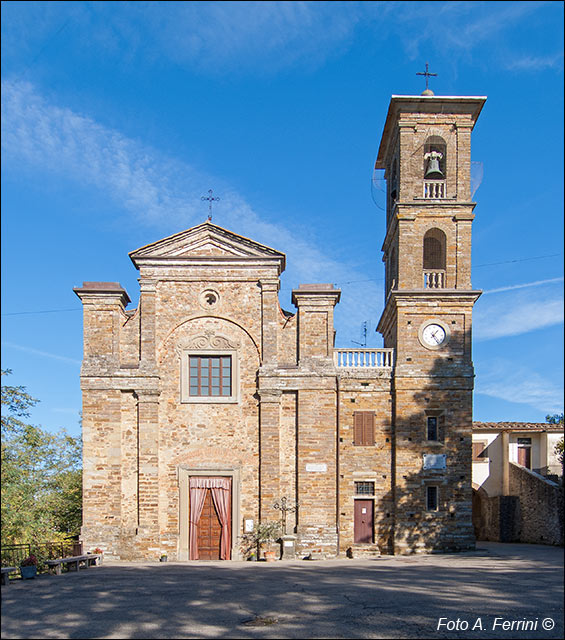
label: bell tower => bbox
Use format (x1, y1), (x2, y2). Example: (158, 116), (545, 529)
(375, 91), (486, 553)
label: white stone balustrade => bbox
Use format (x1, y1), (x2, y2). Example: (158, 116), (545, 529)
(424, 270), (446, 289)
(334, 348), (394, 368)
(423, 181), (446, 199)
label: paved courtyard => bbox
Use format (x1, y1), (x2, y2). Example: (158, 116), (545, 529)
(1, 543), (563, 639)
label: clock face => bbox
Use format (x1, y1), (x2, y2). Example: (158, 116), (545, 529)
(422, 323), (447, 347)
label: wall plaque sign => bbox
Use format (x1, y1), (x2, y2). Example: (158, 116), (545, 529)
(306, 463), (327, 473)
(422, 454), (446, 470)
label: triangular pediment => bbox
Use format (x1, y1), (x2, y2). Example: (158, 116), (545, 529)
(129, 221), (285, 269)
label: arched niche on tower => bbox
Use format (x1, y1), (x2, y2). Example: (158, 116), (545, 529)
(423, 228), (447, 289)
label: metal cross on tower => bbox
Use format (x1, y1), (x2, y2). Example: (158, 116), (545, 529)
(416, 62), (437, 94)
(201, 189), (220, 221)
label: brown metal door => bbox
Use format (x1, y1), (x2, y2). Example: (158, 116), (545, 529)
(354, 499), (374, 543)
(197, 489), (222, 559)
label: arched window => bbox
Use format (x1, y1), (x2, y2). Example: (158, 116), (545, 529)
(423, 228), (446, 270)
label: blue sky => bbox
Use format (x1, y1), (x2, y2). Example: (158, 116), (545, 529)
(1, 1), (563, 438)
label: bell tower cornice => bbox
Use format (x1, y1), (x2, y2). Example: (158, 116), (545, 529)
(376, 95), (486, 170)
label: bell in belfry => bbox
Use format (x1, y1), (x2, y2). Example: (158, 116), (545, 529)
(424, 150), (444, 179)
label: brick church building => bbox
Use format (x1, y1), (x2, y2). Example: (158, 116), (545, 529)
(75, 91), (486, 560)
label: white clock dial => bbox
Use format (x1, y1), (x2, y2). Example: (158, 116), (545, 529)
(422, 323), (446, 346)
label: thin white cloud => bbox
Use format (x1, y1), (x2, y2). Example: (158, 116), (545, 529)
(2, 2), (560, 75)
(474, 297), (564, 341)
(506, 52), (564, 71)
(476, 361), (563, 414)
(483, 277), (564, 295)
(2, 341), (81, 365)
(1, 79), (382, 344)
(474, 276), (564, 340)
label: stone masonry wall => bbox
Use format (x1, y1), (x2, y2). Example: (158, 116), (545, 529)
(393, 384), (474, 553)
(509, 463), (564, 546)
(337, 373), (394, 554)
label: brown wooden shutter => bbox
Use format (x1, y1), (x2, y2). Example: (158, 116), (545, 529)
(472, 442), (485, 461)
(354, 411), (375, 446)
(363, 412), (375, 446)
(354, 412), (364, 445)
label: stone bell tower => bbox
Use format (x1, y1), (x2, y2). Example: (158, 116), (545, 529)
(376, 91), (486, 552)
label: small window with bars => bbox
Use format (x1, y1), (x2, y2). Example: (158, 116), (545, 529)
(353, 411), (375, 446)
(426, 486), (439, 511)
(355, 481), (375, 496)
(189, 355), (232, 397)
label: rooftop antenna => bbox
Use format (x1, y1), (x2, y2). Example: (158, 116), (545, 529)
(416, 62), (437, 96)
(201, 189), (220, 221)
(351, 321), (368, 347)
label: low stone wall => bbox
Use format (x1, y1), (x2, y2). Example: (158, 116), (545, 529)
(509, 463), (564, 546)
(473, 491), (520, 542)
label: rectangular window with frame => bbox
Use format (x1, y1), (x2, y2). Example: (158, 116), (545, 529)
(353, 411), (375, 446)
(355, 481), (375, 496)
(426, 485), (439, 511)
(426, 413), (445, 441)
(189, 355), (232, 397)
(427, 417), (438, 441)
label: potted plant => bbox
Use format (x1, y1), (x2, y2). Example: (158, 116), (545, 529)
(239, 521), (282, 561)
(159, 553), (168, 562)
(20, 554), (38, 579)
(90, 547), (104, 564)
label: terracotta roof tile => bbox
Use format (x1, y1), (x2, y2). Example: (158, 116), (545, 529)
(473, 421), (564, 433)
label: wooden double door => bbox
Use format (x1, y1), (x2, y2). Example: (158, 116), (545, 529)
(197, 488), (223, 560)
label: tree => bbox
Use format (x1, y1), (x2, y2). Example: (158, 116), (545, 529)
(555, 438), (564, 467)
(1, 369), (38, 436)
(1, 370), (82, 545)
(546, 413), (564, 425)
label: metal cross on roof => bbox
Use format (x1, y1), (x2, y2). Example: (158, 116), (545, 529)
(201, 189), (220, 221)
(416, 62), (437, 93)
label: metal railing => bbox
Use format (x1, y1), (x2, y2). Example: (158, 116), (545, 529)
(1, 541), (82, 570)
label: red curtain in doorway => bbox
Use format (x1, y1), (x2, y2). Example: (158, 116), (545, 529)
(189, 477), (232, 560)
(210, 484), (231, 560)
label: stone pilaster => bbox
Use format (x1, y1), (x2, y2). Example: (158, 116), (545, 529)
(260, 279), (280, 365)
(296, 388), (338, 557)
(291, 284), (341, 362)
(73, 281), (130, 367)
(139, 279), (157, 366)
(136, 388), (160, 552)
(258, 389), (282, 521)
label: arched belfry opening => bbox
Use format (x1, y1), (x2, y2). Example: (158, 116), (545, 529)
(423, 228), (446, 288)
(423, 136), (447, 199)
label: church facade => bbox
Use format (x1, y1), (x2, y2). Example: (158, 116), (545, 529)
(75, 92), (486, 560)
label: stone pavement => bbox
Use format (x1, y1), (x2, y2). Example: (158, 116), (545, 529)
(1, 543), (563, 639)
